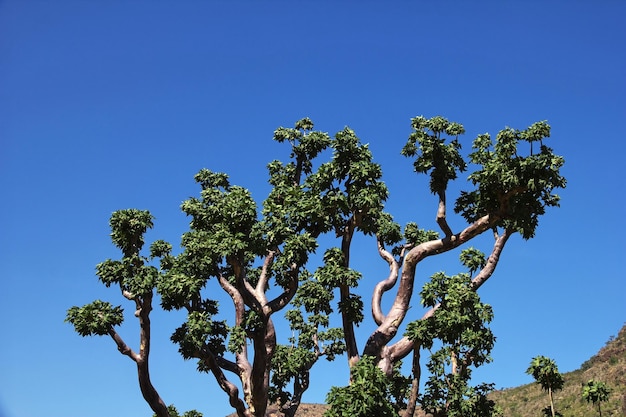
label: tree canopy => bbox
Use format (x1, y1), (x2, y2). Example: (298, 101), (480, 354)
(67, 116), (565, 417)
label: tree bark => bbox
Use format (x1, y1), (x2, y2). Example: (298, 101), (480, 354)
(340, 219), (360, 368)
(403, 343), (421, 417)
(136, 295), (170, 417)
(364, 213), (499, 364)
(372, 224), (511, 375)
(107, 294), (169, 417)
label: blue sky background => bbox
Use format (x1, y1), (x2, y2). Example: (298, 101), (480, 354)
(1, 2), (625, 417)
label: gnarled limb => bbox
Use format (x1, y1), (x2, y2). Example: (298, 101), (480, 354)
(371, 238), (401, 326)
(364, 212), (500, 363)
(381, 227), (512, 371)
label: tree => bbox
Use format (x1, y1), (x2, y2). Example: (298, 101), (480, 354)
(67, 116), (565, 417)
(582, 379), (611, 417)
(526, 355), (564, 417)
(65, 209), (171, 417)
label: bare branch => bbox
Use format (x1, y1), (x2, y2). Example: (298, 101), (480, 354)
(267, 265), (299, 314)
(255, 250), (276, 294)
(371, 237), (401, 325)
(198, 348), (249, 417)
(365, 212), (500, 360)
(107, 327), (140, 362)
(385, 225), (513, 365)
(228, 256), (261, 312)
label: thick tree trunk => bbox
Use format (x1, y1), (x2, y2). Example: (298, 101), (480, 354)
(136, 358), (170, 417)
(137, 296), (170, 417)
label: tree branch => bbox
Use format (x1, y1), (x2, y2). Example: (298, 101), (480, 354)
(384, 225), (512, 365)
(436, 189), (453, 238)
(217, 272), (251, 363)
(365, 212), (500, 364)
(198, 347), (249, 417)
(340, 216), (359, 367)
(107, 327), (140, 362)
(255, 251), (276, 294)
(371, 237), (401, 325)
(228, 257), (261, 312)
(267, 265), (299, 314)
(404, 342), (421, 417)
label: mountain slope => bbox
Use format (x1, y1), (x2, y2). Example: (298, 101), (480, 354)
(490, 323), (626, 417)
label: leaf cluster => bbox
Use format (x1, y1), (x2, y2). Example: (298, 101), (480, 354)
(324, 355), (410, 417)
(405, 267), (497, 417)
(582, 379), (611, 405)
(526, 355), (564, 393)
(66, 209), (166, 336)
(153, 404), (203, 417)
(401, 115), (466, 194)
(171, 310), (228, 369)
(65, 300), (124, 336)
(456, 121), (566, 239)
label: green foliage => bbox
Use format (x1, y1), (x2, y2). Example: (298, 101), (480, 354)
(459, 247), (487, 275)
(324, 356), (410, 417)
(65, 300), (124, 336)
(527, 355), (564, 417)
(170, 310), (228, 367)
(405, 269), (498, 417)
(582, 379), (611, 404)
(66, 210), (166, 337)
(109, 208), (154, 257)
(527, 356), (564, 393)
(68, 116), (566, 417)
(401, 115), (467, 194)
(153, 404), (203, 417)
(455, 121), (566, 239)
(403, 222), (439, 247)
(91, 209), (162, 297)
(582, 379), (611, 416)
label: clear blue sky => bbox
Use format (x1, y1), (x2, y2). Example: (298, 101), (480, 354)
(1, 2), (625, 417)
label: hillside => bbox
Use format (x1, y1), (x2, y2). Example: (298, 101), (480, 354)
(490, 323), (626, 417)
(226, 324), (626, 417)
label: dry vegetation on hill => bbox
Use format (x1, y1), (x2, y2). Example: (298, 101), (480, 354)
(490, 323), (626, 417)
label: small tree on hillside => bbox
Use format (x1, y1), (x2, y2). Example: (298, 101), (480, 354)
(582, 379), (611, 417)
(526, 355), (564, 417)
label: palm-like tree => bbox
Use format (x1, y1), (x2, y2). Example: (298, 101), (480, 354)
(526, 356), (564, 417)
(582, 379), (611, 417)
